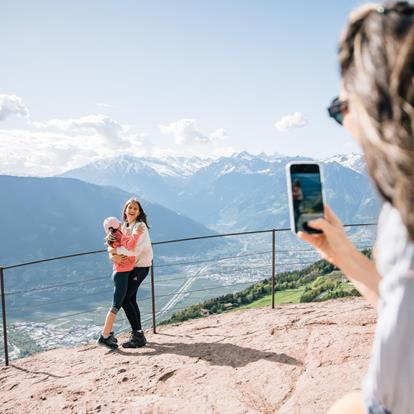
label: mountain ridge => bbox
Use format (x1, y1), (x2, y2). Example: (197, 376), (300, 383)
(60, 152), (378, 232)
(0, 175), (221, 266)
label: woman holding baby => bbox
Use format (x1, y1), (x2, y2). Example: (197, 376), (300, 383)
(97, 197), (153, 350)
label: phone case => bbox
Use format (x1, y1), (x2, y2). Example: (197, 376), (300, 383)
(285, 161), (325, 234)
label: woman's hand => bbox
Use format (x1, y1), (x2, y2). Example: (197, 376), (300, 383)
(298, 204), (380, 307)
(133, 222), (146, 234)
(298, 205), (356, 268)
(110, 253), (126, 264)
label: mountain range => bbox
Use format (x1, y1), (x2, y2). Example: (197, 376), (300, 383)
(0, 152), (379, 265)
(0, 175), (221, 266)
(61, 151), (379, 232)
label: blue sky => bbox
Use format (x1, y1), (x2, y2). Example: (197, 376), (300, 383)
(0, 0), (365, 175)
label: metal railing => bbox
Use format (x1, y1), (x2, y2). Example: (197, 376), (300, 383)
(0, 223), (377, 366)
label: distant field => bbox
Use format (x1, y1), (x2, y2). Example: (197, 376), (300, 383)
(241, 287), (305, 309)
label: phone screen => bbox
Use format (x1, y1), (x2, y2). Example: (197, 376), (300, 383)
(288, 163), (324, 233)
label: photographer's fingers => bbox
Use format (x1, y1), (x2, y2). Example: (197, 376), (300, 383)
(297, 231), (325, 249)
(307, 217), (332, 234)
(303, 218), (339, 250)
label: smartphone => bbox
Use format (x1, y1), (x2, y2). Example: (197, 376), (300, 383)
(286, 162), (325, 234)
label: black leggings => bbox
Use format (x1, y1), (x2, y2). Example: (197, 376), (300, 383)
(110, 271), (130, 313)
(121, 267), (150, 331)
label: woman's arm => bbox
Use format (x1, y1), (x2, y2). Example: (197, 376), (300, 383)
(327, 392), (365, 414)
(107, 247), (127, 264)
(298, 205), (380, 307)
(119, 223), (145, 251)
(108, 243), (135, 257)
(115, 246), (135, 256)
(109, 252), (126, 264)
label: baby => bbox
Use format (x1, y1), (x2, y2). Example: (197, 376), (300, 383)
(103, 216), (141, 272)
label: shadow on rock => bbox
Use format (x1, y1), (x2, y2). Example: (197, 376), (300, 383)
(9, 364), (68, 378)
(117, 341), (302, 368)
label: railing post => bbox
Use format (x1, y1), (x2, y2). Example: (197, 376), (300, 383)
(150, 262), (156, 334)
(271, 230), (276, 309)
(0, 267), (9, 366)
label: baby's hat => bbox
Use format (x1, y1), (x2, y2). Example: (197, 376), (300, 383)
(103, 217), (120, 233)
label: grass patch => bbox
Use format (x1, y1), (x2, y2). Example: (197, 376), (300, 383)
(241, 287), (305, 309)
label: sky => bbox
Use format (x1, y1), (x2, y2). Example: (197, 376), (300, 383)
(0, 0), (367, 176)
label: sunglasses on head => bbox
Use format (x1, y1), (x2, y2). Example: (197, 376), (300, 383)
(327, 97), (348, 125)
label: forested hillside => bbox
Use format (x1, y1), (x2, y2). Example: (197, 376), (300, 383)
(160, 251), (371, 324)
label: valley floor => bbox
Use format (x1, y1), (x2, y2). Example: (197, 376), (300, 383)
(0, 297), (376, 414)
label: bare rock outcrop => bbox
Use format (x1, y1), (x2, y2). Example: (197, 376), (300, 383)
(0, 298), (376, 413)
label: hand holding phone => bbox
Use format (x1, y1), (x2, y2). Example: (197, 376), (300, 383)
(286, 162), (325, 234)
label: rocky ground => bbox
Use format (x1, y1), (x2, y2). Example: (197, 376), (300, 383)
(0, 298), (376, 414)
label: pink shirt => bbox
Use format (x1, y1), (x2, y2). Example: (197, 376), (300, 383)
(111, 230), (141, 272)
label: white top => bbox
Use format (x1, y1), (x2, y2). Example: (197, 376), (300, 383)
(116, 222), (153, 267)
(363, 202), (414, 413)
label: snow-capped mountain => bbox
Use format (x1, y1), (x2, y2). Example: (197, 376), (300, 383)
(61, 152), (379, 232)
(70, 154), (212, 178)
(59, 155), (213, 209)
(323, 153), (366, 174)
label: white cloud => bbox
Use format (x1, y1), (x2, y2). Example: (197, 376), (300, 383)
(211, 128), (228, 142)
(160, 119), (229, 147)
(0, 122), (152, 176)
(0, 129), (99, 176)
(128, 133), (154, 154)
(274, 112), (308, 132)
(0, 94), (30, 121)
(32, 114), (130, 148)
(160, 118), (210, 145)
(1, 111), (230, 175)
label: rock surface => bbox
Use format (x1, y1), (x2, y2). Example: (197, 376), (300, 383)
(0, 298), (376, 413)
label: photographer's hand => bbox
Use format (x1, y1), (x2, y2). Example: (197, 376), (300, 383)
(298, 205), (354, 268)
(298, 204), (380, 307)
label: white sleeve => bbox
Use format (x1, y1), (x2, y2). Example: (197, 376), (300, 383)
(128, 224), (149, 256)
(362, 203), (414, 413)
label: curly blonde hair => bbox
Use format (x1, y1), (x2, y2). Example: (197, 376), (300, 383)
(339, 1), (414, 240)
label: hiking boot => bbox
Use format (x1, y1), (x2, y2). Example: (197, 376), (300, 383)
(97, 334), (118, 350)
(132, 330), (147, 347)
(122, 330), (147, 348)
(109, 331), (118, 343)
